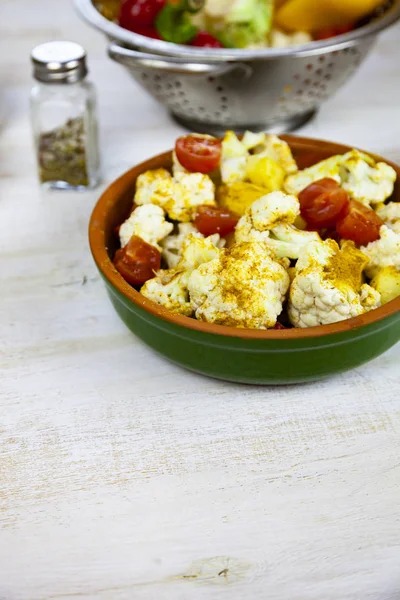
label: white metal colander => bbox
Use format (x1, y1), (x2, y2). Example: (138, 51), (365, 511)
(75, 0), (400, 134)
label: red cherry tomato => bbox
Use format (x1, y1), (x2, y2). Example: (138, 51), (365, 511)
(315, 24), (354, 40)
(298, 178), (350, 228)
(119, 0), (165, 29)
(175, 135), (222, 174)
(113, 235), (161, 286)
(305, 223), (320, 232)
(190, 31), (223, 48)
(336, 200), (383, 246)
(194, 205), (239, 237)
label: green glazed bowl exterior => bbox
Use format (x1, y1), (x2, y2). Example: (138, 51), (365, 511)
(105, 281), (399, 384)
(89, 136), (400, 384)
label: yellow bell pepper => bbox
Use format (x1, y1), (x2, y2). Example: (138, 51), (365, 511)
(370, 267), (400, 304)
(246, 155), (286, 191)
(217, 182), (269, 216)
(276, 0), (384, 32)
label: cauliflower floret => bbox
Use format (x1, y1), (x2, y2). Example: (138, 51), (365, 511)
(252, 134), (298, 175)
(188, 242), (290, 329)
(359, 284), (382, 311)
(370, 266), (400, 304)
(119, 204), (173, 250)
(284, 155), (342, 196)
(161, 223), (203, 269)
(166, 172), (215, 222)
(134, 168), (175, 207)
(242, 132), (298, 178)
(220, 130), (248, 184)
(172, 150), (189, 176)
(235, 191), (319, 257)
(288, 239), (381, 328)
(141, 235), (222, 315)
(241, 131), (298, 175)
(361, 225), (400, 278)
(221, 131), (298, 185)
(377, 202), (400, 231)
(241, 131), (267, 151)
(285, 150), (396, 207)
(178, 233), (223, 270)
(236, 191), (300, 240)
(141, 270), (193, 316)
(263, 224), (321, 259)
(249, 191), (300, 230)
(134, 168), (215, 222)
(339, 151), (397, 207)
(161, 225), (226, 269)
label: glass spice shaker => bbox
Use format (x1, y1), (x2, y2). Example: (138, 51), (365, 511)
(30, 41), (101, 190)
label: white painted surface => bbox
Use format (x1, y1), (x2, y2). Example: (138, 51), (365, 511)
(0, 2), (400, 599)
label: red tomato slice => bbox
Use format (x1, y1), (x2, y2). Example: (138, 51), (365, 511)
(175, 135), (222, 174)
(114, 235), (161, 286)
(194, 205), (239, 237)
(299, 178), (350, 229)
(336, 200), (383, 246)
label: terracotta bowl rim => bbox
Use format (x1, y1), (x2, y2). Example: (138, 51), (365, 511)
(89, 134), (400, 341)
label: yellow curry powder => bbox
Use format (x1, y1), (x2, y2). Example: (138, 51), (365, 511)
(217, 243), (282, 320)
(324, 240), (369, 292)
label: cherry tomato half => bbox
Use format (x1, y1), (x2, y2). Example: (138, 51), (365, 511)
(113, 235), (161, 286)
(190, 31), (223, 48)
(175, 135), (222, 174)
(194, 205), (239, 237)
(119, 0), (165, 29)
(336, 200), (383, 246)
(298, 178), (350, 229)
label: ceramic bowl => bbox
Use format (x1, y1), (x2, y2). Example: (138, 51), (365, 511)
(89, 135), (400, 384)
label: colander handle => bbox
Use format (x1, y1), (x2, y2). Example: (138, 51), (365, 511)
(108, 42), (237, 76)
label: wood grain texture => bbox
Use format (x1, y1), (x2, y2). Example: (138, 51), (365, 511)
(0, 1), (400, 599)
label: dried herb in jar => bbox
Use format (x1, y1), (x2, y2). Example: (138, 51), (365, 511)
(38, 117), (89, 187)
(31, 42), (100, 190)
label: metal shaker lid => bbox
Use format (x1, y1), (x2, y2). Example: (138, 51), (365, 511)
(31, 41), (88, 84)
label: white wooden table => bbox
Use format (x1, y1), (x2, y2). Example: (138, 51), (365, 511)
(1, 2), (400, 599)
